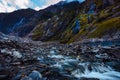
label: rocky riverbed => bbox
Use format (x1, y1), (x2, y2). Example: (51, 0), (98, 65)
(0, 33), (120, 80)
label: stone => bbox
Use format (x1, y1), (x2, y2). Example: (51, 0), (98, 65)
(11, 62), (21, 65)
(0, 75), (8, 79)
(92, 48), (99, 53)
(28, 70), (42, 80)
(12, 51), (22, 58)
(50, 50), (55, 54)
(21, 76), (32, 80)
(1, 49), (7, 53)
(80, 77), (99, 80)
(5, 56), (12, 63)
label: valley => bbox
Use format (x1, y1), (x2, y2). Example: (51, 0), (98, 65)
(0, 0), (120, 80)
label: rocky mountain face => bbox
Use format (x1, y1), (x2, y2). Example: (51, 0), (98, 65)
(0, 0), (120, 43)
(31, 0), (120, 43)
(59, 0), (120, 43)
(31, 1), (81, 41)
(0, 8), (39, 37)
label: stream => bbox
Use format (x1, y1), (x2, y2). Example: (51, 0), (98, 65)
(36, 48), (120, 80)
(0, 37), (120, 80)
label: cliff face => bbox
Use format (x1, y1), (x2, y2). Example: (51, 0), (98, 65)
(0, 0), (120, 43)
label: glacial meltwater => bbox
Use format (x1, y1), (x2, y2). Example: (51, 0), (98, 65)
(0, 37), (120, 80)
(36, 48), (120, 80)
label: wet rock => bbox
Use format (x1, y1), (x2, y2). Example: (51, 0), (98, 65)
(0, 67), (10, 80)
(91, 48), (99, 53)
(78, 65), (85, 73)
(28, 70), (42, 80)
(1, 49), (7, 53)
(95, 53), (108, 59)
(62, 64), (75, 72)
(0, 53), (13, 63)
(12, 51), (22, 58)
(42, 69), (68, 80)
(0, 75), (8, 80)
(21, 76), (32, 80)
(80, 77), (99, 80)
(0, 48), (12, 55)
(11, 62), (21, 66)
(5, 55), (12, 63)
(106, 61), (120, 71)
(50, 50), (56, 54)
(103, 48), (120, 59)
(12, 72), (23, 80)
(0, 64), (4, 70)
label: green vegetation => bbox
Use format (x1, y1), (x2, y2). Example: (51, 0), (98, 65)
(32, 0), (120, 43)
(93, 0), (102, 8)
(89, 17), (120, 38)
(32, 24), (44, 40)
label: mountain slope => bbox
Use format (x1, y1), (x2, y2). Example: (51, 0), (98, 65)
(0, 0), (120, 43)
(0, 8), (39, 36)
(31, 0), (120, 43)
(30, 1), (81, 41)
(62, 0), (120, 43)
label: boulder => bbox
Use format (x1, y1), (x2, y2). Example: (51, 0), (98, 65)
(28, 70), (42, 80)
(12, 51), (22, 58)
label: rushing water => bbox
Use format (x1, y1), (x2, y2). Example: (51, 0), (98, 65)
(37, 49), (120, 80)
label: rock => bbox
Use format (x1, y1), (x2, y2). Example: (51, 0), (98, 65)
(80, 77), (99, 80)
(5, 55), (12, 63)
(78, 65), (85, 73)
(0, 75), (8, 79)
(92, 48), (99, 53)
(0, 64), (4, 70)
(11, 62), (21, 65)
(12, 72), (23, 80)
(50, 50), (55, 54)
(28, 70), (42, 80)
(95, 53), (108, 59)
(21, 76), (32, 80)
(12, 51), (22, 58)
(51, 47), (56, 50)
(106, 62), (120, 71)
(1, 49), (7, 53)
(1, 49), (13, 55)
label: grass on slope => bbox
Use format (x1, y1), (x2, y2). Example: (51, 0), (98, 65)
(89, 17), (120, 38)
